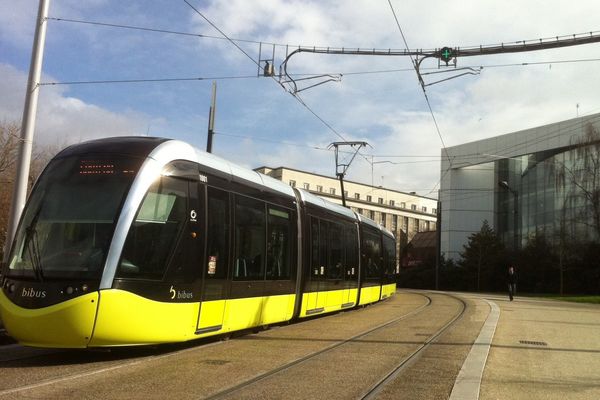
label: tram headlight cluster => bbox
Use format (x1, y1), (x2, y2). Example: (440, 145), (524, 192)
(61, 284), (90, 296)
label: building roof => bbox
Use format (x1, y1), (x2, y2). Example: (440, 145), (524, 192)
(407, 231), (437, 249)
(254, 165), (437, 201)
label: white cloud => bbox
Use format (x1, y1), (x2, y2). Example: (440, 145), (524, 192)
(0, 63), (150, 147)
(3, 1), (600, 198)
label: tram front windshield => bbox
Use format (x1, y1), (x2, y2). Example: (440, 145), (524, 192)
(7, 155), (141, 280)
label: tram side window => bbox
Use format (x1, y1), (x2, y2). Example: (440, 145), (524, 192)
(327, 222), (343, 279)
(319, 220), (328, 277)
(206, 188), (229, 280)
(118, 177), (188, 279)
(234, 196), (265, 280)
(362, 230), (382, 279)
(310, 217), (320, 277)
(345, 224), (358, 279)
(266, 207), (292, 280)
(383, 236), (396, 278)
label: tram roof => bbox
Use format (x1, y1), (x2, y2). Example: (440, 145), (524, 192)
(150, 139), (297, 199)
(294, 188), (357, 220)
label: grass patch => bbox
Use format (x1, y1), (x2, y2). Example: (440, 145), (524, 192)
(546, 296), (600, 304)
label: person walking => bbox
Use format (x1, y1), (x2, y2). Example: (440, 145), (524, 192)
(507, 265), (517, 301)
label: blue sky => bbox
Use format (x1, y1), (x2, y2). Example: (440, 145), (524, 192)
(2, 0), (600, 196)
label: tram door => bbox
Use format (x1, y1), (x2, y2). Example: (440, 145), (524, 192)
(343, 224), (359, 307)
(306, 217), (325, 313)
(197, 187), (229, 334)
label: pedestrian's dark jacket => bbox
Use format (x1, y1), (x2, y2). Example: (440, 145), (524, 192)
(507, 269), (517, 284)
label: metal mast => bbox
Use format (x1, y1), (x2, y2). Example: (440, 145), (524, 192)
(4, 0), (50, 261)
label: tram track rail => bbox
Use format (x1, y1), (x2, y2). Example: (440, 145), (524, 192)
(204, 292), (435, 400)
(359, 292), (468, 400)
(0, 293), (431, 398)
(0, 292), (467, 399)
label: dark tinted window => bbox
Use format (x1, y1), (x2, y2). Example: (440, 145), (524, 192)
(266, 207), (292, 280)
(383, 236), (396, 277)
(118, 177), (188, 279)
(328, 222), (343, 279)
(310, 217), (320, 277)
(234, 196), (265, 280)
(320, 220), (328, 277)
(206, 187), (229, 280)
(8, 155), (140, 279)
(345, 224), (359, 280)
(362, 230), (382, 279)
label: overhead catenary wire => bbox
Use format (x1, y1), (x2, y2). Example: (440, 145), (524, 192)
(182, 0), (373, 167)
(37, 56), (600, 86)
(386, 0), (453, 196)
(46, 6), (600, 195)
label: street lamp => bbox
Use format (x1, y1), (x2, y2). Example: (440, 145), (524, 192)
(498, 180), (519, 251)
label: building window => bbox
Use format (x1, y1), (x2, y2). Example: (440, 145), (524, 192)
(378, 197), (384, 204)
(392, 215), (398, 230)
(369, 210), (375, 220)
(303, 183), (310, 190)
(432, 208), (437, 214)
(317, 185), (323, 192)
(390, 200), (395, 207)
(411, 204), (417, 211)
(367, 195), (372, 202)
(330, 188), (336, 195)
(381, 212), (386, 227)
(401, 202), (406, 208)
(357, 208), (363, 215)
(402, 217), (408, 232)
(354, 193), (360, 200)
(344, 191), (348, 198)
(422, 206), (427, 213)
(289, 180), (296, 187)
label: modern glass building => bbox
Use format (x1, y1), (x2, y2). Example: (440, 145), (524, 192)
(440, 114), (600, 260)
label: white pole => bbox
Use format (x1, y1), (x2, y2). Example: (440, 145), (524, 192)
(3, 0), (50, 262)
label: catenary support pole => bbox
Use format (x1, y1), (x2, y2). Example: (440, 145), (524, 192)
(4, 0), (50, 262)
(206, 81), (217, 153)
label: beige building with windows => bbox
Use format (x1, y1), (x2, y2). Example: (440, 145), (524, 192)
(255, 166), (438, 265)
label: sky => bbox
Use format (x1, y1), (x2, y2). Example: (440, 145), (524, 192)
(1, 0), (600, 197)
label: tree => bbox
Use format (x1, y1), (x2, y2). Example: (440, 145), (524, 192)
(0, 121), (20, 175)
(0, 120), (59, 261)
(519, 232), (558, 293)
(459, 220), (507, 292)
(555, 122), (600, 240)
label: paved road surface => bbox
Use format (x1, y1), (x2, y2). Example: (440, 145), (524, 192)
(0, 291), (598, 399)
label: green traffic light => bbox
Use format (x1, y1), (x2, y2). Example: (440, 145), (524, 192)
(440, 47), (453, 62)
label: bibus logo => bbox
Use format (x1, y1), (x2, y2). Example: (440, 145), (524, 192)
(21, 288), (47, 299)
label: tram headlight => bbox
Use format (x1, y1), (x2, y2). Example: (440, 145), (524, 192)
(81, 284), (89, 292)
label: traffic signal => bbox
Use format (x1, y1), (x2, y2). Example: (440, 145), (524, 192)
(439, 47), (455, 63)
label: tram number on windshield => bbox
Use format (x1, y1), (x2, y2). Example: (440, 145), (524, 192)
(199, 174), (208, 183)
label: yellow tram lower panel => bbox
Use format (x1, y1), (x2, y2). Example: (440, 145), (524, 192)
(89, 289), (199, 346)
(0, 290), (98, 348)
(222, 294), (295, 332)
(359, 285), (382, 306)
(299, 288), (359, 318)
(380, 283), (397, 299)
(90, 290), (297, 345)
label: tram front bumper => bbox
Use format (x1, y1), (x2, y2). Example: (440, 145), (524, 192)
(0, 290), (98, 348)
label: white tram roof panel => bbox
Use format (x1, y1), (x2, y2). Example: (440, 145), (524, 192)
(147, 140), (294, 198)
(295, 188), (357, 220)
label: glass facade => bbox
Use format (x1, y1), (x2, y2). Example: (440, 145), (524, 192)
(496, 143), (599, 249)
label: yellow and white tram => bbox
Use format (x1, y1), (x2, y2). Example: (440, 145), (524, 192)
(0, 137), (397, 348)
